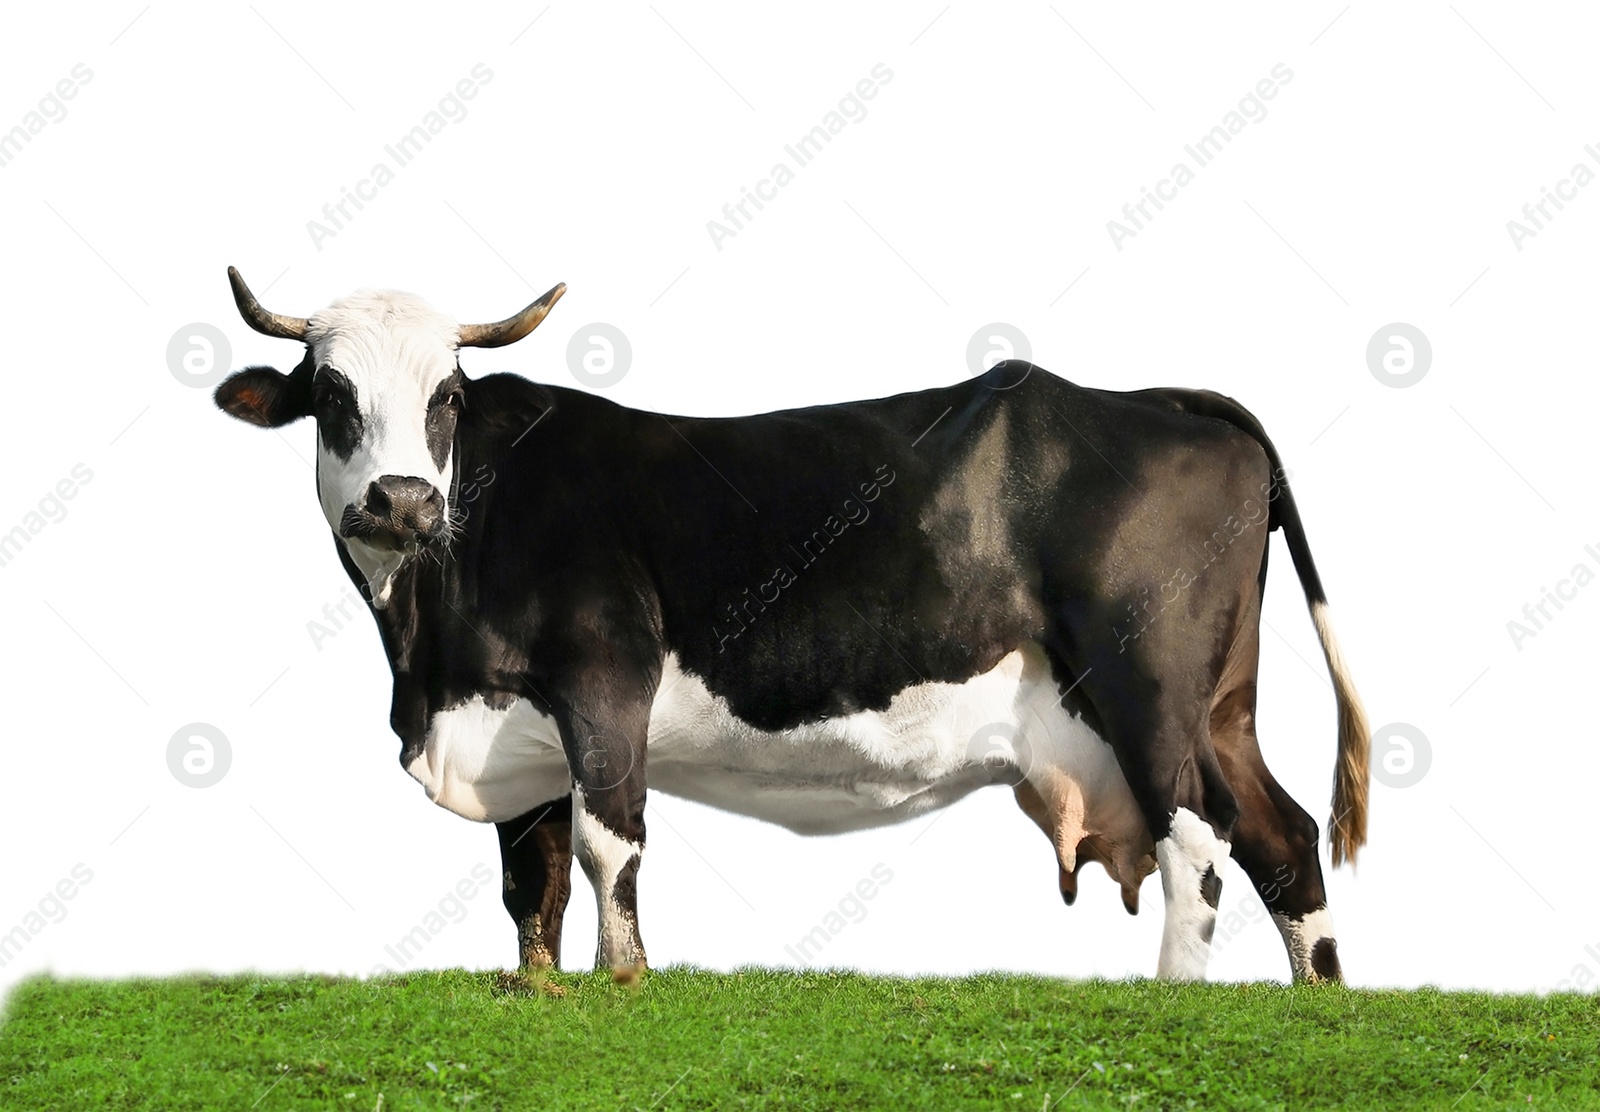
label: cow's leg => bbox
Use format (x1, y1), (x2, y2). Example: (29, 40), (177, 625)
(556, 697), (650, 972)
(1041, 404), (1288, 981)
(1212, 672), (1344, 983)
(572, 782), (646, 971)
(1052, 662), (1237, 978)
(1153, 800), (1234, 980)
(495, 796), (574, 970)
(1052, 624), (1242, 981)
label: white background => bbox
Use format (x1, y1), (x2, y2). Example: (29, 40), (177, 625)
(2, 2), (1596, 999)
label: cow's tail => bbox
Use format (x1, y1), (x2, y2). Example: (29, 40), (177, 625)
(1145, 388), (1371, 867)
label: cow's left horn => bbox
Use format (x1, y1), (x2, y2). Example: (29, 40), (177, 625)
(457, 283), (567, 348)
(227, 266), (309, 341)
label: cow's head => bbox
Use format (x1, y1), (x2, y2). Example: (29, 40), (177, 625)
(215, 267), (564, 606)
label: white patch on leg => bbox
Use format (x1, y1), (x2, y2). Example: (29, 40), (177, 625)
(1271, 906), (1338, 982)
(571, 786), (645, 969)
(1155, 806), (1230, 981)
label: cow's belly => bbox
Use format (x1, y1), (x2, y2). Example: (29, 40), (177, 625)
(646, 645), (1128, 835)
(405, 645), (1136, 836)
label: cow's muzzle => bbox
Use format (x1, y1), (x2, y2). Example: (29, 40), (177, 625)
(341, 475), (447, 549)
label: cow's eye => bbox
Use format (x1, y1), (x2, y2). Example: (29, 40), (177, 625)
(446, 389), (465, 410)
(313, 369), (356, 416)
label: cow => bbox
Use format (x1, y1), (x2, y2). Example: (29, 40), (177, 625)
(214, 267), (1370, 983)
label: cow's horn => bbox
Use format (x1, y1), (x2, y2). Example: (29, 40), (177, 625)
(457, 283), (567, 348)
(227, 266), (309, 341)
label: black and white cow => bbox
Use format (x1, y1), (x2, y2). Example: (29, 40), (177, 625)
(215, 268), (1370, 983)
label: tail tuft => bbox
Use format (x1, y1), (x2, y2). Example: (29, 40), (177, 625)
(1312, 602), (1370, 866)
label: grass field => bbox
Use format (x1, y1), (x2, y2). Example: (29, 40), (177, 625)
(2, 969), (1598, 1110)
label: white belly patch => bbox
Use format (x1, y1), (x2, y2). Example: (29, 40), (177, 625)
(646, 645), (1129, 835)
(406, 645), (1136, 837)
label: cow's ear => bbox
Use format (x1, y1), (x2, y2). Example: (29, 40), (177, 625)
(214, 365), (311, 427)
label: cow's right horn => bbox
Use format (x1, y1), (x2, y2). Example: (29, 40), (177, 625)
(227, 266), (309, 341)
(457, 283), (567, 348)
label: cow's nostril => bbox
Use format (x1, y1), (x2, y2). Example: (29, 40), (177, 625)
(365, 482), (392, 516)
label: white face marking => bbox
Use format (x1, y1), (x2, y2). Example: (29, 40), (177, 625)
(1271, 906), (1338, 982)
(571, 786), (645, 969)
(1155, 806), (1232, 981)
(306, 291), (463, 604)
(406, 695), (568, 822)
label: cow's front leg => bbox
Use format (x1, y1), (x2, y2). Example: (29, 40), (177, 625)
(495, 796), (574, 970)
(557, 698), (650, 972)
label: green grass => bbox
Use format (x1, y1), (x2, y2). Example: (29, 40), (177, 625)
(2, 969), (1597, 1110)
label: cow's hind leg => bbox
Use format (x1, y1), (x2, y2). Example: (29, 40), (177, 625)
(495, 795), (574, 970)
(1053, 645), (1240, 982)
(1154, 801), (1234, 979)
(1212, 673), (1344, 983)
(1048, 589), (1249, 979)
